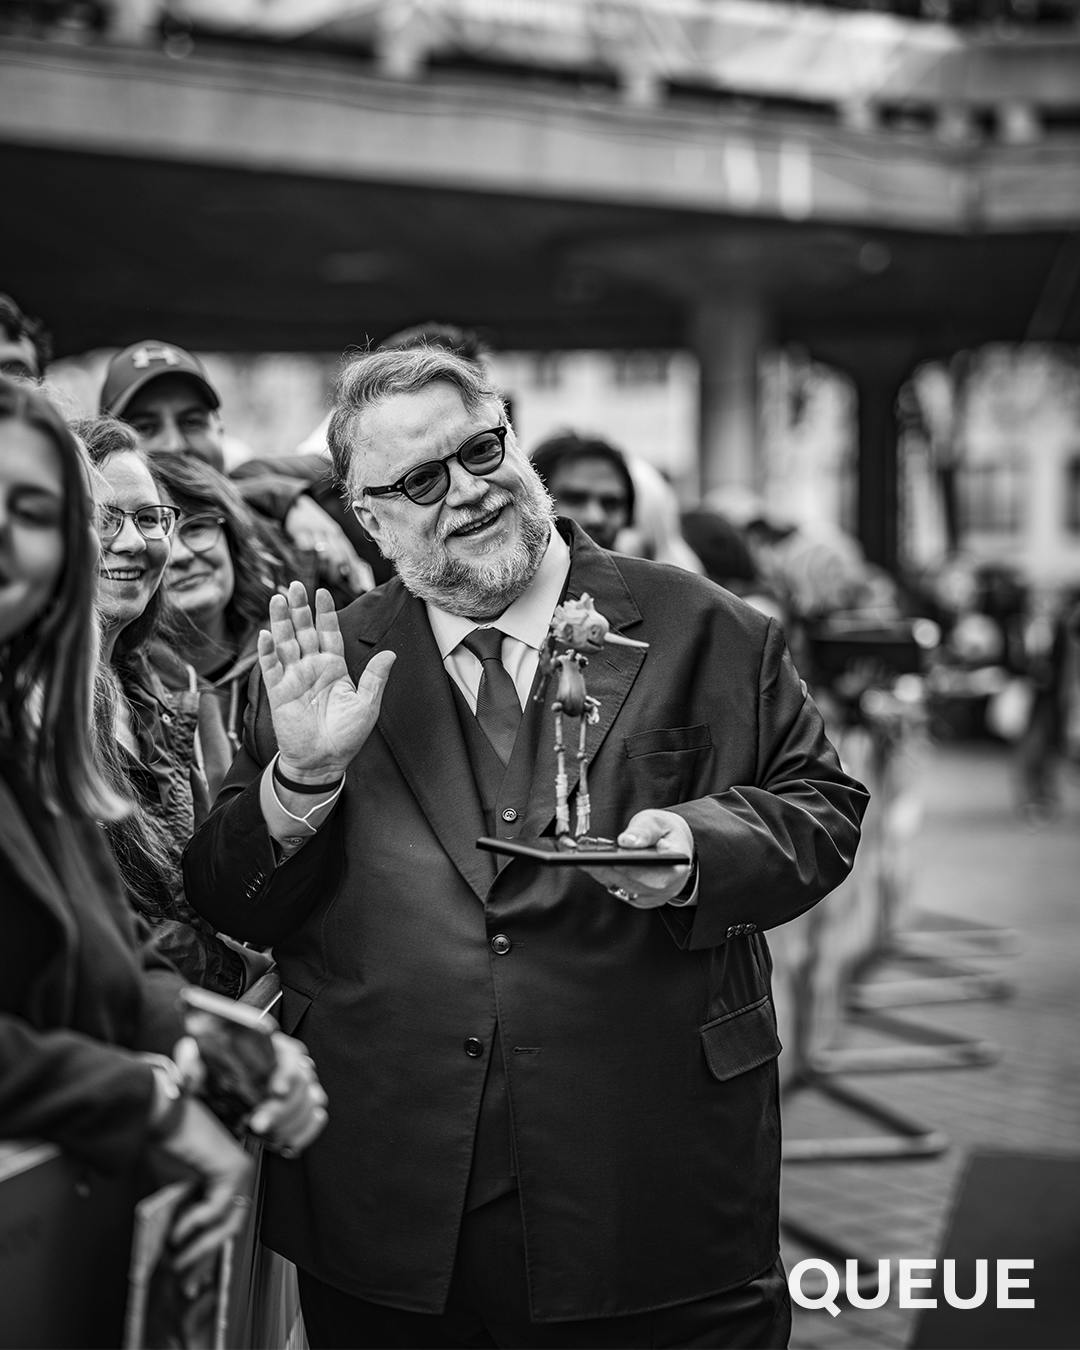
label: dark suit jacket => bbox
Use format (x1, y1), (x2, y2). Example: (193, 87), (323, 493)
(0, 769), (186, 1174)
(184, 522), (868, 1322)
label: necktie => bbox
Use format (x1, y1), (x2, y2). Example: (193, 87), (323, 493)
(461, 628), (521, 766)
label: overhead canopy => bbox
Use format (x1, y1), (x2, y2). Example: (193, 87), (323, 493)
(1, 14), (1078, 360)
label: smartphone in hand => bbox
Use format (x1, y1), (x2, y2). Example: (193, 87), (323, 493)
(180, 986), (278, 1135)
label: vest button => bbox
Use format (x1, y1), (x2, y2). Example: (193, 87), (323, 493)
(491, 934), (511, 955)
(501, 807), (518, 823)
(463, 1037), (484, 1058)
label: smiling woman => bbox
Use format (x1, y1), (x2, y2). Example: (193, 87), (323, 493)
(148, 450), (305, 796)
(74, 417), (268, 998)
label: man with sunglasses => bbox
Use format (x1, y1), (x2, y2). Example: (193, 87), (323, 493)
(185, 346), (868, 1349)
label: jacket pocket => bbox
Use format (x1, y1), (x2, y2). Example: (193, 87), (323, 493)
(700, 995), (782, 1082)
(623, 724), (712, 759)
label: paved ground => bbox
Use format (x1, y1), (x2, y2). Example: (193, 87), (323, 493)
(779, 738), (1080, 1350)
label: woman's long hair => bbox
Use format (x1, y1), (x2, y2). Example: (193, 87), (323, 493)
(149, 449), (296, 646)
(0, 378), (126, 821)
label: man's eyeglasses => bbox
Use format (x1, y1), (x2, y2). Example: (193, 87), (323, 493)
(98, 504), (177, 542)
(175, 513), (226, 553)
(364, 426), (507, 507)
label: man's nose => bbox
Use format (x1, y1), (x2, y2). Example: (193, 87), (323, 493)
(444, 458), (488, 508)
(580, 496), (607, 527)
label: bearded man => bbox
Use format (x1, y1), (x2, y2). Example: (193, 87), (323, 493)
(184, 345), (868, 1349)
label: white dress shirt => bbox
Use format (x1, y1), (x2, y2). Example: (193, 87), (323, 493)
(427, 526), (570, 713)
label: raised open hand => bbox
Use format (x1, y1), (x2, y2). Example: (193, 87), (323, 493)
(258, 581), (396, 780)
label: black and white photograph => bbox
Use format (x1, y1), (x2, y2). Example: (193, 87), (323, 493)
(1, 2), (1078, 1348)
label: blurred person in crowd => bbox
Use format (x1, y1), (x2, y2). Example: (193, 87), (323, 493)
(0, 377), (326, 1318)
(528, 430), (635, 551)
(149, 449), (309, 799)
(1014, 585), (1079, 820)
(100, 339), (372, 597)
(680, 507), (786, 624)
(620, 455), (705, 573)
(78, 416), (268, 996)
(0, 291), (51, 382)
(184, 345), (868, 1349)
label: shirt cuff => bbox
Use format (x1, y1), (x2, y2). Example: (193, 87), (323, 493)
(260, 754), (345, 862)
(667, 857), (699, 908)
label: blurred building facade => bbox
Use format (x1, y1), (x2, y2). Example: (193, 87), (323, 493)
(4, 0), (1080, 580)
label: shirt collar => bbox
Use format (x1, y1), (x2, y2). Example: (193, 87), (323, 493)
(426, 525), (570, 658)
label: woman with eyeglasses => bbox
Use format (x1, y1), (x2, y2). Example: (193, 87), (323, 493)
(76, 417), (267, 998)
(147, 450), (309, 800)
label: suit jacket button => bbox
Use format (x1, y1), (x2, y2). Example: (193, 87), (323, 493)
(464, 1037), (484, 1058)
(491, 934), (511, 955)
(501, 807), (518, 823)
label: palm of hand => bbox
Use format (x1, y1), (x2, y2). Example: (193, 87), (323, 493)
(265, 649), (368, 767)
(258, 584), (396, 775)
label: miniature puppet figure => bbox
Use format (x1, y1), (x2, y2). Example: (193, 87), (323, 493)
(536, 593), (649, 845)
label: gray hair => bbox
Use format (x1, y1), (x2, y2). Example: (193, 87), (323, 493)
(328, 346), (505, 495)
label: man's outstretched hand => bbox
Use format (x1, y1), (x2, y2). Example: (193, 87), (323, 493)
(258, 581), (396, 781)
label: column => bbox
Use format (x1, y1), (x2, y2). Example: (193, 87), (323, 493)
(690, 294), (770, 502)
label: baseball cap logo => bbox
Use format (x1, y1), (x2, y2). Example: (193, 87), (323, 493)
(131, 343), (182, 370)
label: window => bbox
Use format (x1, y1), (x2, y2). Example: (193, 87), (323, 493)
(611, 352), (670, 387)
(956, 458), (1025, 534)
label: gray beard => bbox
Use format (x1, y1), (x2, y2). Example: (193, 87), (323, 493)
(383, 478), (556, 621)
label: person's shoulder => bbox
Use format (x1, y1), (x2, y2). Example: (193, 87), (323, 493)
(334, 575), (411, 639)
(609, 551), (774, 636)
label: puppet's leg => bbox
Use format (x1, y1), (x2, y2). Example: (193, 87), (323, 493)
(553, 706), (570, 838)
(574, 713), (591, 838)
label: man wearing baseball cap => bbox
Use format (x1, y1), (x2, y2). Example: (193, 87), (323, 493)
(101, 340), (373, 593)
(101, 340), (225, 468)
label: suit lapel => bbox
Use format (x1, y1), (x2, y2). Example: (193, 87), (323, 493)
(519, 530), (648, 843)
(353, 587), (494, 901)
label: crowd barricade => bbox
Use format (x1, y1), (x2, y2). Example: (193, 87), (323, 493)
(0, 1139), (137, 1348)
(225, 971), (308, 1350)
(770, 717), (885, 1091)
(0, 970), (302, 1350)
(771, 620), (938, 1094)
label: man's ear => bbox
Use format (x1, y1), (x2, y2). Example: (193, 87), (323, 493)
(351, 498), (379, 543)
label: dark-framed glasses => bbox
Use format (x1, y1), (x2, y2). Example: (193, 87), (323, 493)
(364, 426), (507, 507)
(176, 512), (226, 553)
(98, 504), (177, 542)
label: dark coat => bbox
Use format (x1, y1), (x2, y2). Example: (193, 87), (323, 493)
(0, 767), (186, 1174)
(184, 523), (868, 1322)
